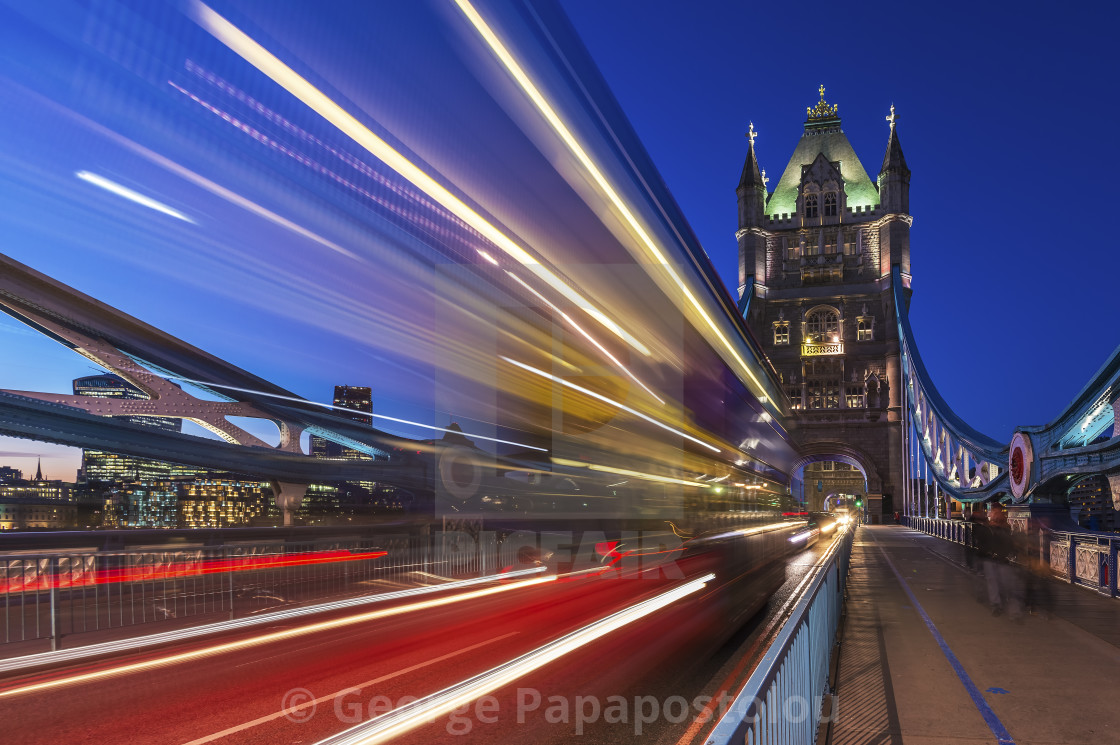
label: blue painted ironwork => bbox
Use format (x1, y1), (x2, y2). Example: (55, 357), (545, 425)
(892, 266), (1007, 508)
(892, 265), (1120, 510)
(1041, 527), (1120, 597)
(902, 515), (975, 547)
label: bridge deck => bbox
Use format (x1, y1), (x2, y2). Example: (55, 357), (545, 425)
(827, 525), (1120, 745)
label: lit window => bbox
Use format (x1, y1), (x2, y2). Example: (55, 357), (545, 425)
(823, 192), (837, 217)
(786, 242), (799, 261)
(824, 234), (837, 255)
(844, 232), (858, 256)
(857, 318), (873, 341)
(847, 390), (866, 408)
(806, 309), (840, 338)
(808, 381), (823, 409)
(774, 322), (790, 345)
(824, 379), (840, 408)
(804, 193), (818, 218)
(786, 385), (802, 410)
(803, 358), (841, 409)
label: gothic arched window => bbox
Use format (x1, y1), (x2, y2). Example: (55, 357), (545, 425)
(857, 318), (873, 341)
(805, 308), (840, 340)
(823, 192), (837, 217)
(804, 193), (818, 218)
(773, 322), (790, 345)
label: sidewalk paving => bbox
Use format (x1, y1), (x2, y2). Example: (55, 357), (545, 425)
(827, 525), (1120, 745)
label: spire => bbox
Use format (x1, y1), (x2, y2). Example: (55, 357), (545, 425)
(738, 122), (766, 190)
(737, 122), (768, 294)
(880, 104), (909, 177)
(34, 457), (43, 481)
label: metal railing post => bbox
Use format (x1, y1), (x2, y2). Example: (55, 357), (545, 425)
(48, 555), (60, 652)
(1109, 539), (1118, 599)
(228, 547), (235, 620)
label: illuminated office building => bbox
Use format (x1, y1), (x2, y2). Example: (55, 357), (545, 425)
(178, 477), (276, 528)
(75, 374), (202, 526)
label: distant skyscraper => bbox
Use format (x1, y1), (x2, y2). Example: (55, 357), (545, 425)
(74, 374), (182, 484)
(74, 373), (199, 527)
(308, 385), (388, 511)
(310, 385), (376, 460)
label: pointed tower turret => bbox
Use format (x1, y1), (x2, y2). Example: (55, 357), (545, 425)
(877, 104), (912, 276)
(34, 457), (43, 482)
(878, 104), (910, 213)
(736, 123), (769, 298)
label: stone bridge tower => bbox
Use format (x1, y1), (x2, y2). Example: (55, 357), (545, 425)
(737, 87), (911, 520)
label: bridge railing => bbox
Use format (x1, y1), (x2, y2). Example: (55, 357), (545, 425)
(902, 516), (975, 547)
(0, 535), (457, 655)
(1041, 529), (1119, 598)
(706, 525), (854, 745)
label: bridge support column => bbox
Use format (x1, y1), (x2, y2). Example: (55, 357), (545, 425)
(272, 482), (308, 526)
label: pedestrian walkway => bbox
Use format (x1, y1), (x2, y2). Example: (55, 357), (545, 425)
(826, 525), (1120, 745)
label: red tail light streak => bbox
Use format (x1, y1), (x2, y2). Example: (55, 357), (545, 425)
(0, 549), (388, 595)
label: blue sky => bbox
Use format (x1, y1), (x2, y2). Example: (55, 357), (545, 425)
(560, 0), (1119, 440)
(0, 0), (1115, 481)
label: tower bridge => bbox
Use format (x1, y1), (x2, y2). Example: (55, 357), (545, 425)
(0, 1), (1117, 744)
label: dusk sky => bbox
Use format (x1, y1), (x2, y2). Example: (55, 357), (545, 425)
(0, 0), (1116, 481)
(560, 0), (1118, 445)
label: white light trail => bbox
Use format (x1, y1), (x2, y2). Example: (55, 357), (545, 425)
(313, 573), (715, 745)
(0, 573), (554, 698)
(75, 170), (195, 223)
(502, 356), (720, 453)
(186, 1), (650, 359)
(180, 633), (520, 745)
(505, 270), (664, 404)
(450, 0), (779, 415)
(119, 363), (548, 452)
(0, 567), (545, 677)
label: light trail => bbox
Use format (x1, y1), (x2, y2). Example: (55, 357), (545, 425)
(116, 362), (548, 452)
(505, 270), (664, 404)
(0, 573), (553, 697)
(0, 549), (387, 594)
(313, 573), (716, 745)
(0, 567), (547, 676)
(552, 457), (712, 488)
(502, 356), (721, 452)
(673, 530), (844, 745)
(186, 1), (651, 359)
(179, 632), (520, 745)
(75, 171), (195, 223)
(450, 0), (782, 416)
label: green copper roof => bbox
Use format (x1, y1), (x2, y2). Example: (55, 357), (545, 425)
(764, 125), (879, 218)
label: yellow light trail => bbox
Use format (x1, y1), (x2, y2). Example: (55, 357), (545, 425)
(450, 0), (782, 416)
(552, 457), (711, 488)
(505, 270), (664, 404)
(501, 355), (721, 452)
(187, 1), (650, 359)
(0, 575), (554, 699)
